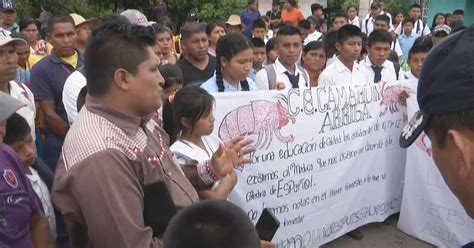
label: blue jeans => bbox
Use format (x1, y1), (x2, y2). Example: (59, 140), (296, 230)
(43, 126), (64, 172)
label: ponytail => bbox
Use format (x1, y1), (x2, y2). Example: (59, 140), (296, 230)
(215, 59), (225, 92)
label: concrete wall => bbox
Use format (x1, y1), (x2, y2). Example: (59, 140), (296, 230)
(258, 0), (327, 18)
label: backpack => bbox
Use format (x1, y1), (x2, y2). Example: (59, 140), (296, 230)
(264, 64), (309, 89)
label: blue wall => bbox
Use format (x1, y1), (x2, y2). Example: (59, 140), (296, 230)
(426, 0), (473, 27)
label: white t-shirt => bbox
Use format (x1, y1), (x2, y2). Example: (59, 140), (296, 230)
(63, 70), (87, 124)
(255, 58), (310, 90)
(9, 81), (36, 139)
(318, 57), (368, 87)
(359, 57), (398, 83)
(26, 167), (57, 239)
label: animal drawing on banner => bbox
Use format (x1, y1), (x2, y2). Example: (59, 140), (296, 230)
(218, 94), (296, 151)
(379, 82), (414, 123)
(415, 132), (432, 157)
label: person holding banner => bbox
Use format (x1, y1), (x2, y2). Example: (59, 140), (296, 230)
(400, 24), (474, 221)
(201, 33), (257, 92)
(168, 86), (244, 200)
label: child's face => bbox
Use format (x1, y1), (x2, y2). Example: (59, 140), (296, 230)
(252, 27), (266, 40)
(333, 17), (348, 31)
(10, 134), (37, 168)
(193, 111), (215, 136)
(409, 7), (421, 19)
(156, 32), (173, 54)
(276, 34), (302, 66)
(267, 48), (278, 64)
(403, 22), (414, 34)
(368, 41), (391, 66)
(408, 52), (427, 78)
(336, 36), (362, 63)
(223, 48), (254, 82)
(347, 8), (357, 19)
(375, 20), (389, 31)
(253, 47), (266, 69)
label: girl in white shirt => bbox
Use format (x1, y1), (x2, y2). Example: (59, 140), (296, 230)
(167, 86), (239, 200)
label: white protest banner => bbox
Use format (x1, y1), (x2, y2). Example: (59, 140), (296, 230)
(211, 82), (410, 247)
(398, 88), (474, 248)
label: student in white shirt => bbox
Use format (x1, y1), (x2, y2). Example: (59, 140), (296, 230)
(305, 16), (323, 45)
(362, 2), (382, 36)
(318, 25), (367, 86)
(394, 4), (430, 36)
(347, 5), (361, 28)
(255, 25), (309, 90)
(374, 14), (403, 59)
(332, 12), (348, 31)
(167, 86), (252, 200)
(360, 29), (398, 83)
(403, 44), (430, 80)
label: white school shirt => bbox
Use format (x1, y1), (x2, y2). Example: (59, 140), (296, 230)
(349, 16), (361, 28)
(362, 16), (376, 35)
(304, 30), (323, 45)
(402, 70), (418, 80)
(364, 11), (393, 31)
(395, 19), (431, 36)
(26, 167), (57, 239)
(9, 81), (36, 139)
(318, 57), (368, 87)
(392, 39), (403, 58)
(359, 57), (398, 83)
(62, 70), (86, 124)
(255, 58), (310, 90)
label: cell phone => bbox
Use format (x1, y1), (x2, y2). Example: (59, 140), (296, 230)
(143, 181), (177, 237)
(255, 208), (280, 241)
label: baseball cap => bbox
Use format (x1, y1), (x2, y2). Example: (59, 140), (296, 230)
(0, 92), (25, 122)
(186, 9), (199, 22)
(120, 9), (150, 26)
(226, 15), (242, 26)
(70, 13), (98, 29)
(432, 24), (451, 36)
(0, 28), (27, 47)
(0, 0), (15, 13)
(400, 24), (474, 148)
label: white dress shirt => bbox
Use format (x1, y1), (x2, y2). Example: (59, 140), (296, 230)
(349, 16), (361, 28)
(359, 57), (398, 83)
(255, 58), (310, 90)
(9, 81), (36, 139)
(63, 70), (87, 124)
(304, 30), (323, 45)
(395, 19), (431, 36)
(402, 70), (418, 80)
(318, 57), (368, 87)
(392, 39), (403, 58)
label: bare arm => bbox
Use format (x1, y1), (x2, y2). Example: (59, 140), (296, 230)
(38, 100), (68, 138)
(30, 211), (53, 247)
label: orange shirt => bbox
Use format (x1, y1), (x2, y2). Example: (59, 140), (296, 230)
(281, 8), (305, 27)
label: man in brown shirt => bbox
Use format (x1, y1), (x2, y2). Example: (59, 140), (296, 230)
(52, 16), (252, 247)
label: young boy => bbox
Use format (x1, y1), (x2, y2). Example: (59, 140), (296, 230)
(318, 25), (366, 86)
(264, 37), (278, 65)
(375, 14), (403, 59)
(297, 19), (311, 43)
(249, 38), (266, 82)
(398, 18), (419, 61)
(4, 113), (58, 242)
(395, 4), (430, 36)
(362, 2), (382, 35)
(402, 44), (429, 80)
(255, 25), (309, 90)
(332, 12), (348, 31)
(252, 19), (268, 42)
(305, 16), (323, 44)
(360, 29), (398, 83)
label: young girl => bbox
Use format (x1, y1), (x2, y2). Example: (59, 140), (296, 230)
(302, 41), (326, 87)
(152, 24), (178, 65)
(159, 64), (183, 134)
(201, 33), (257, 92)
(168, 86), (247, 199)
(264, 37), (278, 65)
(347, 5), (360, 28)
(206, 22), (226, 57)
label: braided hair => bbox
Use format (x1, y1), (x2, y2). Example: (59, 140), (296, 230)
(215, 33), (252, 92)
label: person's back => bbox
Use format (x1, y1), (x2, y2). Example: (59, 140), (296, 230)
(163, 200), (261, 248)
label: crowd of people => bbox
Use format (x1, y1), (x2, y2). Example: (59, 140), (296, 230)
(0, 0), (473, 247)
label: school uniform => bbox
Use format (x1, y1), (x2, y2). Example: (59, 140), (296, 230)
(362, 16), (376, 35)
(304, 30), (323, 45)
(349, 16), (361, 28)
(318, 57), (368, 87)
(255, 58), (309, 90)
(398, 33), (419, 61)
(391, 39), (403, 58)
(201, 74), (258, 92)
(171, 135), (221, 165)
(359, 57), (398, 83)
(402, 70), (418, 80)
(395, 19), (431, 36)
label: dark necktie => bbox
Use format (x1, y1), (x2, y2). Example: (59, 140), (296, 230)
(371, 65), (383, 83)
(284, 71), (300, 88)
